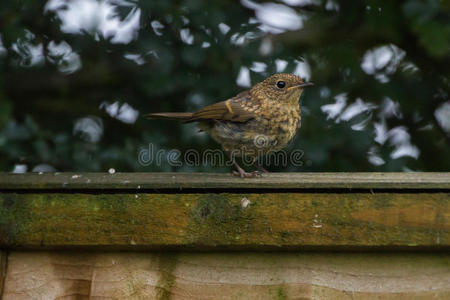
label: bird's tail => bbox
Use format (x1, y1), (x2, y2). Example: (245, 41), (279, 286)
(145, 112), (193, 121)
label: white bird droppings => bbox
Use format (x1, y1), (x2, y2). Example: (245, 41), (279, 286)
(241, 197), (251, 209)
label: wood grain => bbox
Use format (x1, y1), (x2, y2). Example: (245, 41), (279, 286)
(0, 192), (448, 250)
(2, 252), (450, 299)
(0, 172), (449, 190)
(0, 251), (6, 298)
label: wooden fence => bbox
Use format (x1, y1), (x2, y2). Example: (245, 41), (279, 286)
(0, 172), (449, 299)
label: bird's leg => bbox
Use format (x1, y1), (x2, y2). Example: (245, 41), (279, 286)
(253, 159), (269, 173)
(226, 152), (261, 178)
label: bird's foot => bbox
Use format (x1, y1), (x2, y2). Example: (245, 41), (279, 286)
(253, 161), (269, 173)
(232, 170), (263, 178)
(226, 152), (265, 178)
(256, 166), (269, 173)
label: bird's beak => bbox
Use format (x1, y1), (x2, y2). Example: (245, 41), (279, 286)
(288, 82), (314, 91)
(297, 82), (314, 88)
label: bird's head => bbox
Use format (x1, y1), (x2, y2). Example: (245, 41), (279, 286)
(252, 73), (313, 104)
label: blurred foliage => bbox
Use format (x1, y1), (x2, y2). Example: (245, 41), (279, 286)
(0, 0), (449, 172)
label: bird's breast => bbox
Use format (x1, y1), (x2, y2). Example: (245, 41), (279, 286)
(258, 103), (301, 145)
(216, 103), (299, 156)
(205, 102), (301, 157)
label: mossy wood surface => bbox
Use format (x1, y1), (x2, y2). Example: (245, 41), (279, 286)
(0, 191), (448, 250)
(0, 172), (449, 190)
(1, 173), (449, 298)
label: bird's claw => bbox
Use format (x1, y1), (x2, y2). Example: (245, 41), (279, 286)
(232, 170), (263, 178)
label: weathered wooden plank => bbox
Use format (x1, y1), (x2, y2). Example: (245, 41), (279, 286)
(0, 251), (6, 298)
(0, 172), (449, 190)
(2, 252), (450, 299)
(0, 192), (448, 250)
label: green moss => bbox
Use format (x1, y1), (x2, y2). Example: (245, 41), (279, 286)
(156, 254), (177, 300)
(187, 193), (251, 244)
(0, 193), (33, 245)
(0, 191), (448, 249)
(372, 194), (395, 209)
(192, 194), (241, 223)
(277, 286), (287, 300)
(279, 232), (290, 243)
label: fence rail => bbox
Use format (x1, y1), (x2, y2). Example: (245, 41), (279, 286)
(1, 172), (450, 190)
(0, 172), (449, 299)
(0, 172), (448, 250)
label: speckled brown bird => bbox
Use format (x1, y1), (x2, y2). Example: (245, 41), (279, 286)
(146, 73), (313, 177)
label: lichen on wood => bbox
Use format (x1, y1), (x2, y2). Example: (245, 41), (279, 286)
(0, 192), (448, 250)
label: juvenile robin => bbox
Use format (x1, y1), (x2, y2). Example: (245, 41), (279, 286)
(146, 73), (313, 177)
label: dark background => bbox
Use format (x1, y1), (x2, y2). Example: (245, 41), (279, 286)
(0, 0), (449, 173)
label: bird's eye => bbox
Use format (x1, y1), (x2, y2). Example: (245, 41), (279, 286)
(276, 81), (286, 89)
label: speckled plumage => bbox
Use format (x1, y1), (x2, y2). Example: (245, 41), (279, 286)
(147, 73), (312, 177)
(203, 90), (301, 157)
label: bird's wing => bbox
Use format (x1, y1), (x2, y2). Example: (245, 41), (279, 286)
(188, 90), (255, 123)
